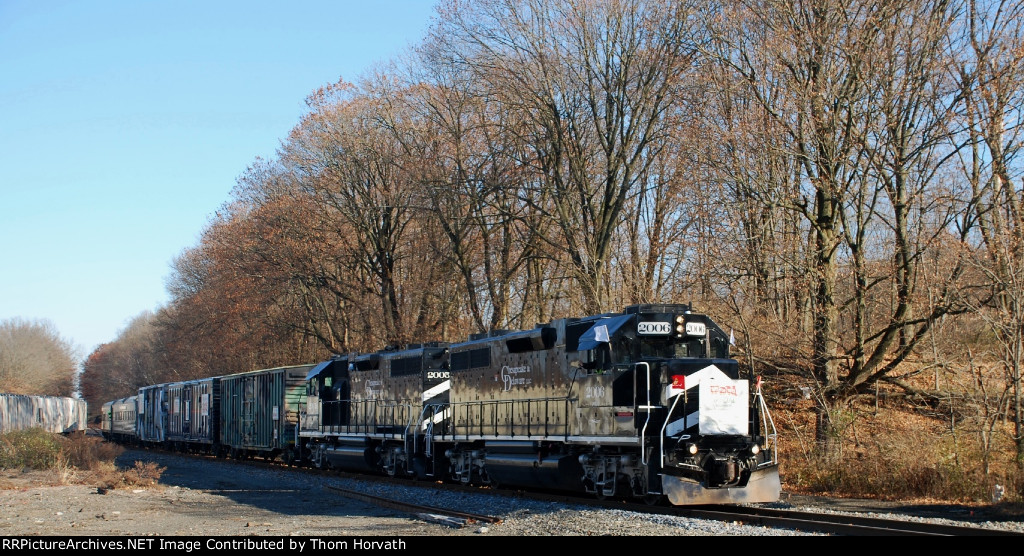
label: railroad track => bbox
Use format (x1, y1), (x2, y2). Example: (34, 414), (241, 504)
(317, 468), (1023, 536)
(632, 502), (1020, 536)
(122, 444), (1023, 536)
(325, 484), (503, 528)
(453, 482), (1024, 536)
(325, 481), (1023, 536)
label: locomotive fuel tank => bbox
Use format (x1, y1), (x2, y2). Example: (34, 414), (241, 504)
(470, 441), (583, 490)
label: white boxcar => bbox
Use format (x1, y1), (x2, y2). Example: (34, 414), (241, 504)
(0, 393), (88, 434)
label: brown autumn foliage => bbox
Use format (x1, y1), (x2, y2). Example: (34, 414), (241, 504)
(0, 317), (78, 397)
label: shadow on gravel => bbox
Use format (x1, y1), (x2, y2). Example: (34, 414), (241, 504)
(112, 448), (418, 520)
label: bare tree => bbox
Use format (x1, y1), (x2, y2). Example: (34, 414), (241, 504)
(951, 0), (1024, 465)
(0, 317), (79, 397)
(161, 205), (331, 372)
(696, 20), (813, 373)
(703, 0), (978, 457)
(432, 0), (700, 314)
(228, 160), (361, 355)
(281, 81), (432, 347)
(708, 0), (891, 394)
(386, 41), (546, 333)
(835, 1), (970, 395)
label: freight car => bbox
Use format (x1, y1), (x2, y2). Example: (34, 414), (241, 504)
(217, 364), (315, 461)
(136, 383), (167, 447)
(166, 377), (218, 453)
(100, 395), (137, 443)
(125, 365), (314, 460)
(0, 393), (87, 434)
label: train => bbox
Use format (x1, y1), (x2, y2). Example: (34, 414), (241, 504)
(101, 304), (781, 505)
(103, 364), (314, 459)
(0, 393), (88, 434)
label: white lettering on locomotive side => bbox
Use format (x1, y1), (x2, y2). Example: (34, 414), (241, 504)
(584, 385), (606, 399)
(364, 379), (382, 396)
(637, 321), (672, 335)
(426, 371), (450, 380)
(500, 365), (533, 391)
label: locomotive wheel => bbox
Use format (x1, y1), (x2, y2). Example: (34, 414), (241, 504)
(643, 493), (664, 506)
(594, 473), (623, 501)
(594, 474), (609, 500)
(314, 453), (328, 470)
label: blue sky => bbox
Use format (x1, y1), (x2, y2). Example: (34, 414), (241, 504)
(0, 0), (439, 360)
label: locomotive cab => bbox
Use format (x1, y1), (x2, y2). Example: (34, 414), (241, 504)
(302, 357), (351, 434)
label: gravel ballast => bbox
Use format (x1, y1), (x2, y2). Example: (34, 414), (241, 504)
(2, 449), (1019, 537)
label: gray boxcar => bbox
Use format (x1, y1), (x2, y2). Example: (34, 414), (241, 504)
(165, 377), (219, 453)
(218, 364), (315, 461)
(136, 383), (168, 445)
(0, 393), (87, 434)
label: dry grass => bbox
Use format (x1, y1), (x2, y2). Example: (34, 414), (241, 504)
(0, 429), (164, 491)
(769, 377), (1024, 507)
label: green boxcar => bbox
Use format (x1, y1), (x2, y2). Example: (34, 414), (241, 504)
(217, 364), (316, 460)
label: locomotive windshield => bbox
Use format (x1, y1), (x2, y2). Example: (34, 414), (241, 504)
(637, 336), (705, 359)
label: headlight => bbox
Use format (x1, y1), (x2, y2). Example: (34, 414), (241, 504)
(750, 443), (760, 455)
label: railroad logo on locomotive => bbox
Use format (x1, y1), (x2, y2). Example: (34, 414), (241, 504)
(364, 379), (383, 396)
(499, 365), (532, 391)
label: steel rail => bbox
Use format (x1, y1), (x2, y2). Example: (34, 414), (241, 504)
(326, 484), (503, 528)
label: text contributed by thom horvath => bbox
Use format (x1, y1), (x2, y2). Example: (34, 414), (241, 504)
(1, 537), (410, 552)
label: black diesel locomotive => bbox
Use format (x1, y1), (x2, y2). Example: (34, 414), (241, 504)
(103, 304), (781, 505)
